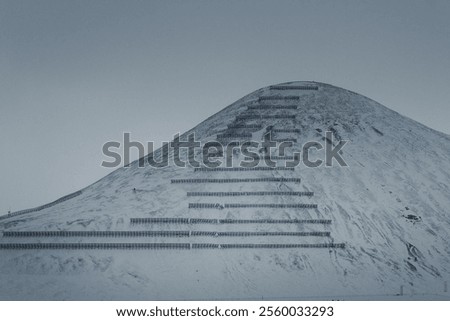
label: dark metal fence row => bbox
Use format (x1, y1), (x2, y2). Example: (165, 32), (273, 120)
(131, 218), (192, 224)
(243, 156), (299, 161)
(194, 167), (294, 172)
(247, 105), (297, 110)
(225, 203), (317, 209)
(227, 124), (262, 129)
(2, 230), (329, 238)
(130, 218), (332, 225)
(271, 129), (301, 133)
(0, 243), (190, 250)
(216, 133), (252, 139)
(187, 191), (313, 197)
(171, 178), (301, 183)
(191, 231), (330, 237)
(236, 115), (296, 120)
(192, 243), (344, 249)
(270, 85), (319, 90)
(258, 96), (300, 101)
(188, 203), (318, 209)
(2, 231), (189, 238)
(0, 242), (344, 250)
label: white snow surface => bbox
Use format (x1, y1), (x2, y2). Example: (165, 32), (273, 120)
(1, 81), (450, 300)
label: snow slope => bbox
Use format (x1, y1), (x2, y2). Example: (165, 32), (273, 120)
(1, 81), (449, 300)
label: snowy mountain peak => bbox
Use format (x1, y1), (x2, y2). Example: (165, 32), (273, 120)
(1, 81), (450, 300)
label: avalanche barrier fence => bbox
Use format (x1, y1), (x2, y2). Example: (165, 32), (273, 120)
(193, 167), (294, 172)
(188, 203), (318, 209)
(130, 218), (332, 225)
(171, 178), (301, 183)
(1, 231), (330, 238)
(0, 242), (344, 250)
(186, 191), (313, 197)
(270, 85), (319, 90)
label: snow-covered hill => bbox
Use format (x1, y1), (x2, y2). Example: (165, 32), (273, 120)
(1, 81), (449, 300)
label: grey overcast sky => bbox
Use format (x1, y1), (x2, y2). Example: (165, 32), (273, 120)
(1, 0), (449, 214)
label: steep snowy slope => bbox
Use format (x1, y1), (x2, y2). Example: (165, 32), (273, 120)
(1, 81), (449, 300)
